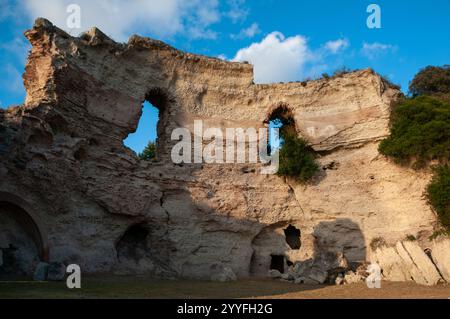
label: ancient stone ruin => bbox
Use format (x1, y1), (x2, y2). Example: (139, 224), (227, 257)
(1, 19), (449, 284)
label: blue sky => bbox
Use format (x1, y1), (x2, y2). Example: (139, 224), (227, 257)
(1, 0), (449, 152)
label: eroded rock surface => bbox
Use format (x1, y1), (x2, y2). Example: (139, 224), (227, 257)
(0, 19), (445, 282)
(371, 240), (443, 286)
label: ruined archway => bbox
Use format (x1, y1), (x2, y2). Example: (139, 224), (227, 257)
(0, 193), (48, 279)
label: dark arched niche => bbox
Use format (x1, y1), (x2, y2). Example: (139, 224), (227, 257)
(0, 192), (49, 277)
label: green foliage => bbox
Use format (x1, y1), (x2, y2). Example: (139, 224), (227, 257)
(378, 96), (450, 167)
(138, 141), (156, 161)
(427, 165), (450, 231)
(409, 65), (450, 98)
(381, 66), (450, 232)
(429, 229), (450, 241)
(277, 133), (319, 182)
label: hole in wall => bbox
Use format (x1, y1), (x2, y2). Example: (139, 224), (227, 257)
(116, 223), (150, 263)
(124, 89), (168, 161)
(284, 224), (301, 250)
(265, 104), (297, 155)
(270, 255), (285, 273)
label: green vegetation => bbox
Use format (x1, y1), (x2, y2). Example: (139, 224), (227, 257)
(378, 96), (450, 167)
(277, 133), (319, 182)
(138, 141), (156, 161)
(409, 65), (450, 100)
(429, 229), (450, 241)
(380, 65), (450, 232)
(427, 165), (450, 230)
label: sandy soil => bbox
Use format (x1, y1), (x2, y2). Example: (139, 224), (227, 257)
(0, 277), (449, 299)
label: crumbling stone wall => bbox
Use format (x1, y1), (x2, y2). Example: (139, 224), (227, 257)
(0, 19), (439, 280)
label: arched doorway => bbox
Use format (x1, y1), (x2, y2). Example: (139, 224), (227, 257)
(0, 192), (48, 279)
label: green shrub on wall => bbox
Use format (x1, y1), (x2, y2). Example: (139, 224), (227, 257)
(379, 65), (450, 232)
(427, 165), (450, 231)
(378, 96), (450, 168)
(277, 133), (319, 182)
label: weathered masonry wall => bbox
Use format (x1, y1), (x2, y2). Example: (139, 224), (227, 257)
(0, 19), (441, 282)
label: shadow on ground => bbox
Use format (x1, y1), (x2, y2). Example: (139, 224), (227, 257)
(1, 276), (450, 299)
(0, 276), (325, 299)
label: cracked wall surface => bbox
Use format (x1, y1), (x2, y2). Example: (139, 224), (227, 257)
(0, 19), (439, 279)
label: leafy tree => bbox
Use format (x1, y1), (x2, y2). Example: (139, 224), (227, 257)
(381, 65), (450, 231)
(378, 96), (450, 167)
(427, 165), (450, 231)
(138, 141), (156, 161)
(277, 133), (319, 182)
(409, 65), (450, 99)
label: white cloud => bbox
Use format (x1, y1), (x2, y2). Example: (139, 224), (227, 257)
(361, 42), (397, 60)
(324, 38), (349, 54)
(232, 32), (309, 84)
(20, 0), (221, 41)
(225, 0), (249, 23)
(230, 23), (261, 40)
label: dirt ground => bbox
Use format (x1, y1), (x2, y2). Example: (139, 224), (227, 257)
(0, 276), (449, 299)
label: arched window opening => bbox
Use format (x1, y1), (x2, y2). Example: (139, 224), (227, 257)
(265, 104), (319, 182)
(265, 104), (297, 155)
(124, 101), (159, 160)
(124, 89), (168, 161)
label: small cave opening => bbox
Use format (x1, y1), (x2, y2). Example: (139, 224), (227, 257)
(284, 224), (301, 250)
(270, 255), (285, 274)
(116, 223), (150, 263)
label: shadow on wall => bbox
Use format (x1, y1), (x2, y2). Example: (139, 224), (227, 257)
(0, 202), (44, 280)
(293, 218), (366, 284)
(312, 218), (366, 264)
(0, 78), (365, 287)
(250, 218), (366, 283)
